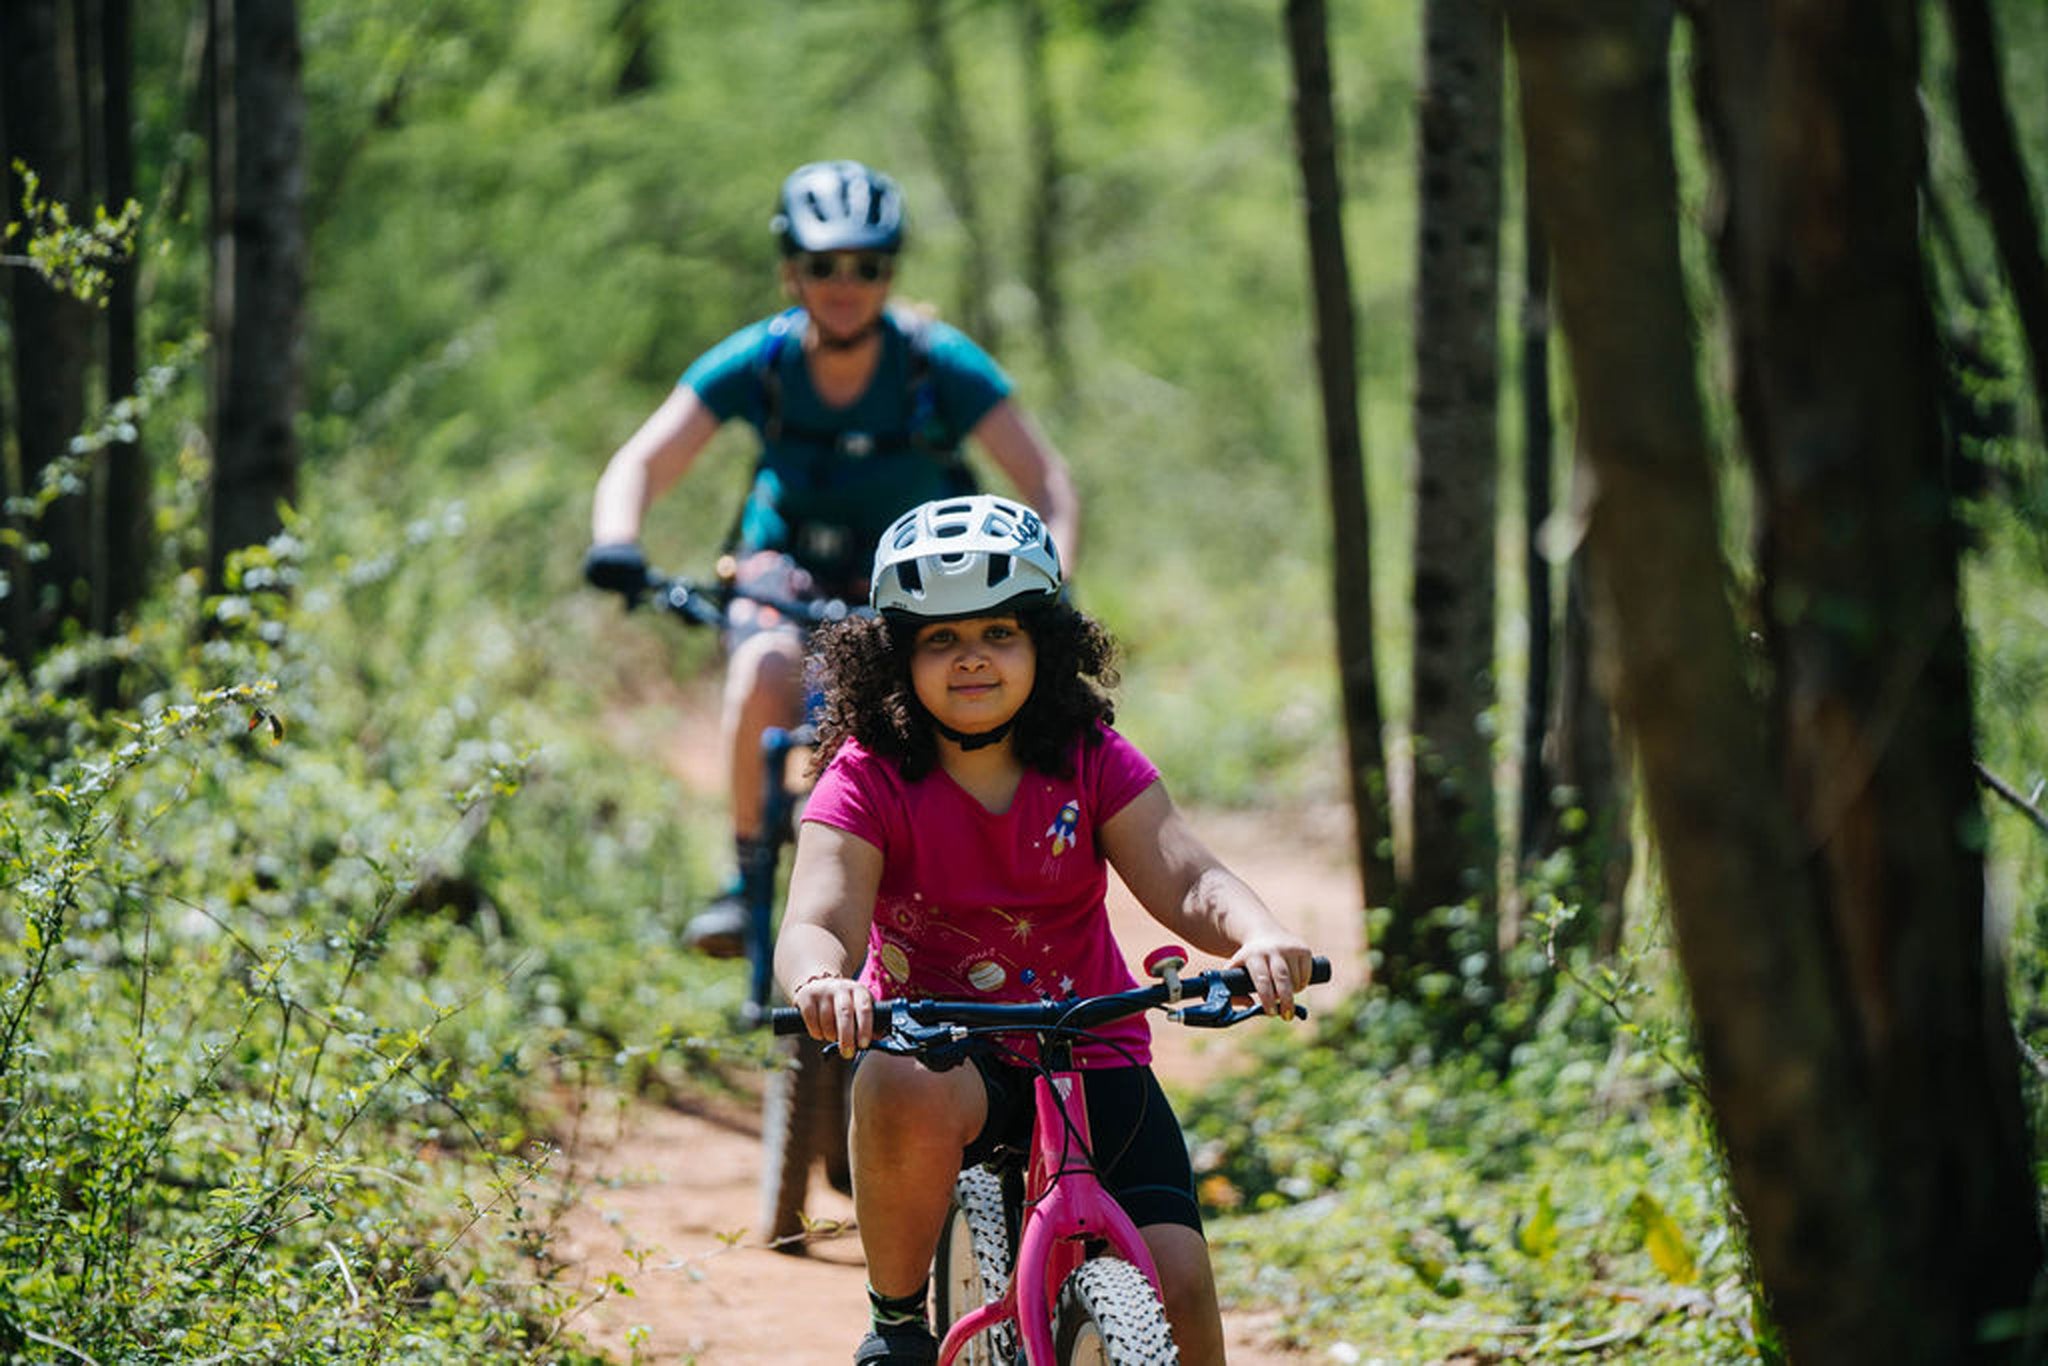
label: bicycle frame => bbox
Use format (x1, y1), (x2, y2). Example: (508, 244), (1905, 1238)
(632, 564), (862, 1247)
(741, 722), (814, 1014)
(938, 1065), (1164, 1366)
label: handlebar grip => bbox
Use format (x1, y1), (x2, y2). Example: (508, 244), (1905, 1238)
(769, 1005), (806, 1035)
(1210, 955), (1332, 999)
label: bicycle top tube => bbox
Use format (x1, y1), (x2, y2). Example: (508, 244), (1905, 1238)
(769, 957), (1332, 1042)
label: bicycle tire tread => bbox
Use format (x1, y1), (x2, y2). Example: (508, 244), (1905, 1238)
(1053, 1257), (1179, 1365)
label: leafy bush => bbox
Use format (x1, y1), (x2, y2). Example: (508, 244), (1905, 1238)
(1183, 920), (1771, 1363)
(0, 518), (767, 1362)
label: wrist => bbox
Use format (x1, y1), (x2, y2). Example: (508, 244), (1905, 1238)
(792, 968), (846, 995)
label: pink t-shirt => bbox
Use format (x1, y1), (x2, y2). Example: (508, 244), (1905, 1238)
(801, 722), (1161, 1067)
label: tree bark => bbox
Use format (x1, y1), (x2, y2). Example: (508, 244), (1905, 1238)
(909, 0), (997, 351)
(85, 0), (149, 642)
(1516, 205), (1553, 873)
(1511, 0), (2042, 1357)
(1401, 0), (1503, 978)
(1280, 0), (1395, 931)
(1943, 0), (2048, 438)
(1547, 545), (1630, 954)
(0, 0), (94, 662)
(1019, 0), (1073, 404)
(1694, 0), (2041, 1351)
(207, 0), (305, 588)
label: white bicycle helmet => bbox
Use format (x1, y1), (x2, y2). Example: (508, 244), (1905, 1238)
(772, 160), (906, 255)
(870, 495), (1063, 620)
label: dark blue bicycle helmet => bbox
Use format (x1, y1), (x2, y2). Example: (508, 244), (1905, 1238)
(772, 160), (906, 256)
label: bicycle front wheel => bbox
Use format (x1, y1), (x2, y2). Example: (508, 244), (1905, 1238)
(932, 1164), (1017, 1365)
(1053, 1257), (1179, 1365)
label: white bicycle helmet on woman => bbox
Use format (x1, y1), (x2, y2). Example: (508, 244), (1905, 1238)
(870, 495), (1063, 621)
(772, 160), (906, 256)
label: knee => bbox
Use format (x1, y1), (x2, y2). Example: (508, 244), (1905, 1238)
(724, 634), (802, 712)
(1144, 1225), (1220, 1343)
(852, 1056), (982, 1157)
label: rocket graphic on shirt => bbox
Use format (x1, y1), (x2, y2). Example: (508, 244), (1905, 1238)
(1044, 799), (1081, 857)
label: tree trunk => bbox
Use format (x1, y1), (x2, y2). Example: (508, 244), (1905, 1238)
(1019, 0), (1073, 404)
(1511, 0), (2043, 1358)
(1943, 0), (2048, 437)
(908, 0), (997, 350)
(1545, 545), (1630, 955)
(614, 0), (656, 95)
(207, 0), (305, 588)
(1694, 0), (2041, 1351)
(1400, 0), (1503, 981)
(86, 0), (149, 643)
(1516, 202), (1554, 871)
(1281, 0), (1396, 936)
(0, 0), (94, 662)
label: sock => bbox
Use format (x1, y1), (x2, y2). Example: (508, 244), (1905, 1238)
(868, 1280), (929, 1334)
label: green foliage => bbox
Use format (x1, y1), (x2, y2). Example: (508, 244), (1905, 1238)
(1183, 922), (1762, 1363)
(1, 160), (141, 305)
(0, 498), (771, 1359)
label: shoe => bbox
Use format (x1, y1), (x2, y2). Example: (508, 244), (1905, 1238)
(853, 1325), (938, 1365)
(681, 889), (750, 959)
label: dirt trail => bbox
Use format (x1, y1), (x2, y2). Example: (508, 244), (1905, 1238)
(554, 687), (1365, 1363)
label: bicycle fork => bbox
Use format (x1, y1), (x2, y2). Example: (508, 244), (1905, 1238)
(937, 1071), (1168, 1366)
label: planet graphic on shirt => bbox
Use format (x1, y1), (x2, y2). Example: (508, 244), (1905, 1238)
(879, 943), (911, 983)
(967, 959), (1007, 993)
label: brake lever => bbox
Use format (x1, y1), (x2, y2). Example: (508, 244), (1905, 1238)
(1173, 976), (1310, 1028)
(862, 1013), (977, 1069)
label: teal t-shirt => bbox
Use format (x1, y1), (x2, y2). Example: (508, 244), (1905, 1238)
(681, 307), (1013, 594)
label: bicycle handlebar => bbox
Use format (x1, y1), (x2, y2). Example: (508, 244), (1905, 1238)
(645, 568), (870, 633)
(769, 956), (1332, 1042)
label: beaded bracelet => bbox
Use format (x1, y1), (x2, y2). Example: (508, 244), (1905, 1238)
(792, 969), (845, 995)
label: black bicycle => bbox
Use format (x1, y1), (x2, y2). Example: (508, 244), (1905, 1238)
(642, 558), (863, 1252)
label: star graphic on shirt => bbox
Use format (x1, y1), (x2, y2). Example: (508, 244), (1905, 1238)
(1009, 917), (1034, 944)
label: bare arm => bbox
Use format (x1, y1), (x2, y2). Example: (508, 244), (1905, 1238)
(590, 385), (724, 544)
(774, 821), (885, 1056)
(1099, 780), (1315, 1018)
(970, 399), (1083, 569)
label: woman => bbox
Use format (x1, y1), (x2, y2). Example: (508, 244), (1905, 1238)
(584, 161), (1080, 955)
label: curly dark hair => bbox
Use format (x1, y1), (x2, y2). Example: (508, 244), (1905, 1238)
(807, 600), (1120, 781)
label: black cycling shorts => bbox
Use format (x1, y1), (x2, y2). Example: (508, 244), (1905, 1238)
(960, 1058), (1204, 1236)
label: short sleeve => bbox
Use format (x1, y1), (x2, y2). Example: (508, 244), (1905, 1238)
(801, 742), (899, 854)
(921, 320), (1014, 438)
(1086, 724), (1161, 826)
(678, 318), (777, 425)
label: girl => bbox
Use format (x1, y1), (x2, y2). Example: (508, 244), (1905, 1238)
(775, 494), (1315, 1366)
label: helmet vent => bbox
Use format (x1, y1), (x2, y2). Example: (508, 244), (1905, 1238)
(985, 554), (1012, 588)
(898, 562), (924, 595)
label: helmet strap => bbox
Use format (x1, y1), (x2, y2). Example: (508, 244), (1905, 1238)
(931, 716), (1017, 752)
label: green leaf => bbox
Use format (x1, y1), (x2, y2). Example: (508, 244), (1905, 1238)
(1514, 1182), (1559, 1259)
(1629, 1189), (1699, 1284)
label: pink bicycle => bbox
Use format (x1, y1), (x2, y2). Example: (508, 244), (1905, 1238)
(775, 947), (1330, 1365)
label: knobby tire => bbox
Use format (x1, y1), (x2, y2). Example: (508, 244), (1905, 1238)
(932, 1164), (1018, 1364)
(759, 1038), (849, 1252)
(1053, 1257), (1179, 1366)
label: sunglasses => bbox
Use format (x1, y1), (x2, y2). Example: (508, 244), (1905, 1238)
(796, 251), (894, 284)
